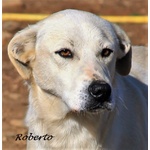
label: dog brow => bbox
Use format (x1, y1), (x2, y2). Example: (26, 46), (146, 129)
(68, 40), (74, 47)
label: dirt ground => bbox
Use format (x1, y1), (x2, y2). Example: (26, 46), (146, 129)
(2, 0), (148, 149)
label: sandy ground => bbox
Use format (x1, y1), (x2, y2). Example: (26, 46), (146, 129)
(2, 0), (147, 149)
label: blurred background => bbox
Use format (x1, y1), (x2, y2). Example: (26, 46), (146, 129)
(2, 0), (147, 149)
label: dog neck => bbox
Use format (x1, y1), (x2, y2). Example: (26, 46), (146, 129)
(25, 83), (115, 149)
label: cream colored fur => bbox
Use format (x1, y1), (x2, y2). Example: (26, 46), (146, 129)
(8, 9), (147, 150)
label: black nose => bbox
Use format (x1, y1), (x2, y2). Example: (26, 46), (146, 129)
(88, 81), (111, 102)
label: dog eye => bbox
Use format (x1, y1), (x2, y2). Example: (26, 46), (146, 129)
(101, 48), (113, 57)
(55, 49), (73, 58)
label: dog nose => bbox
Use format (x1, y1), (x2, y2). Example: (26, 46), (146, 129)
(88, 81), (111, 102)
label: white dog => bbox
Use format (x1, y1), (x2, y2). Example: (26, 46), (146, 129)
(8, 9), (147, 150)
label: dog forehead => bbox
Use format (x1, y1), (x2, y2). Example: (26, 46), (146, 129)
(38, 10), (115, 38)
(36, 10), (118, 51)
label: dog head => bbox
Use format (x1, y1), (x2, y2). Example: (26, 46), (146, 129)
(8, 9), (131, 113)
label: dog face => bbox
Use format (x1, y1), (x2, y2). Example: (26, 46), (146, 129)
(8, 9), (131, 112)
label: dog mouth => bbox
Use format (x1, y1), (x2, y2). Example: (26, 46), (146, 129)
(86, 101), (113, 112)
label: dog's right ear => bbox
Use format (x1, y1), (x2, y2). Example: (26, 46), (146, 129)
(8, 26), (37, 80)
(112, 24), (132, 76)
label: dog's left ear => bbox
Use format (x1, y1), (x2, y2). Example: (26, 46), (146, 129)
(112, 24), (132, 76)
(8, 25), (37, 80)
